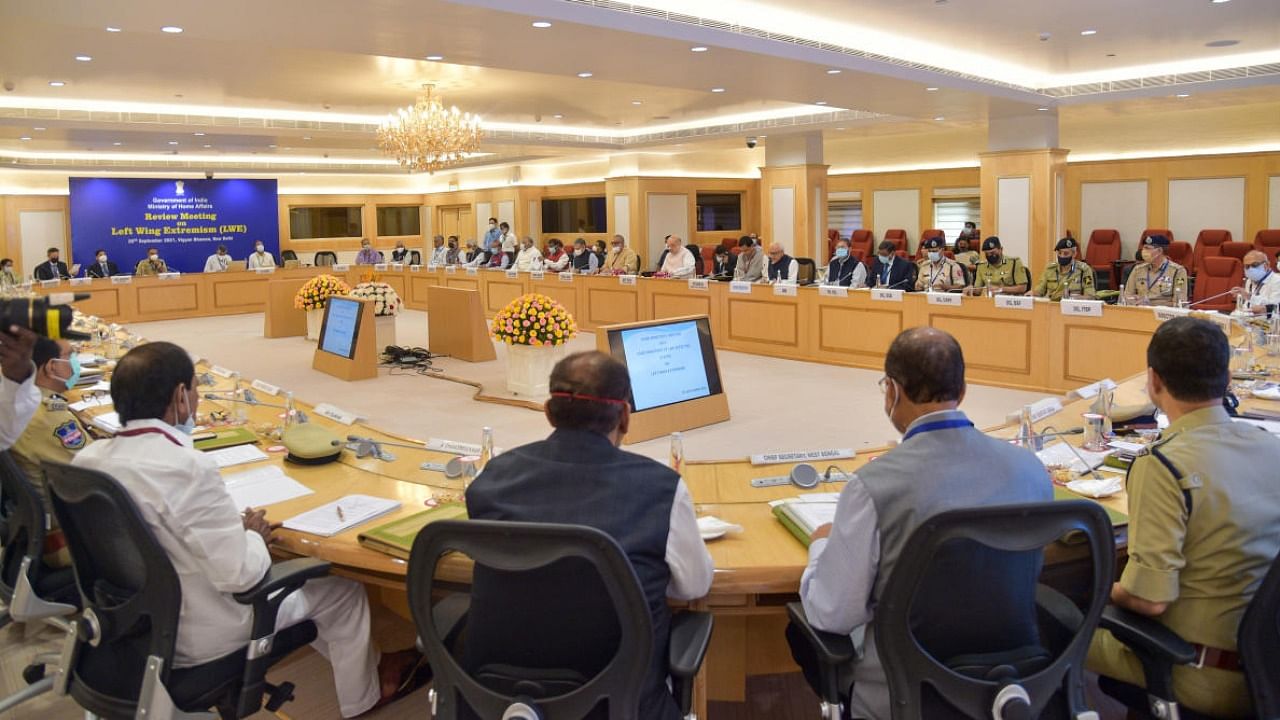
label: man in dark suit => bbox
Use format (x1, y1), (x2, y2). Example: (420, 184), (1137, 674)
(868, 239), (915, 289)
(32, 247), (71, 281)
(465, 352), (713, 720)
(85, 248), (119, 278)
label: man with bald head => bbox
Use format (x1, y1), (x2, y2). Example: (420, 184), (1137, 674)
(787, 327), (1051, 719)
(1232, 249), (1280, 316)
(465, 351), (713, 719)
(656, 234), (696, 279)
(765, 242), (799, 284)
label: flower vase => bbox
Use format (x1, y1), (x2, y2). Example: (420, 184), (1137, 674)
(305, 308), (324, 341)
(374, 315), (397, 351)
(505, 343), (568, 397)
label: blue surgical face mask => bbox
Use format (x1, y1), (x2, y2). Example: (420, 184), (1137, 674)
(835, 247), (849, 259)
(1246, 265), (1269, 283)
(928, 251), (941, 263)
(175, 386), (196, 435)
(53, 353), (81, 390)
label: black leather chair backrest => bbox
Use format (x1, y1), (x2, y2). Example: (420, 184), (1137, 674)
(876, 501), (1114, 719)
(313, 251), (337, 267)
(1239, 551), (1280, 717)
(409, 519), (653, 720)
(0, 451), (48, 602)
(796, 258), (816, 285)
(281, 250), (297, 262)
(410, 250), (422, 266)
(43, 461), (183, 717)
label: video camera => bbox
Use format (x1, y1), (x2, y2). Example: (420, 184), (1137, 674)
(0, 293), (92, 340)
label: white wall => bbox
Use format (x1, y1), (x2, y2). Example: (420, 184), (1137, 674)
(527, 200), (540, 238)
(1269, 176), (1280, 229)
(496, 200), (515, 233)
(872, 189), (920, 249)
(1081, 180), (1149, 259)
(647, 194), (688, 267)
(996, 177), (1031, 261)
(771, 187), (796, 251)
(19, 210), (65, 278)
(613, 194), (631, 242)
(474, 201), (491, 243)
(1168, 177), (1245, 244)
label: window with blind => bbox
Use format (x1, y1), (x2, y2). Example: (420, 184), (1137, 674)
(932, 198), (980, 242)
(827, 200), (863, 239)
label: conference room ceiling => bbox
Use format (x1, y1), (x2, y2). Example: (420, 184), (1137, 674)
(0, 0), (1276, 176)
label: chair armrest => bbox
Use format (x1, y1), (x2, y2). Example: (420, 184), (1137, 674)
(430, 593), (470, 651)
(668, 611), (714, 715)
(233, 558), (331, 605)
(1100, 605), (1195, 702)
(1036, 584), (1084, 634)
(786, 602), (856, 706)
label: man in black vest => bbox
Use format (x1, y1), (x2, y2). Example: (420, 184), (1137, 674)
(867, 240), (915, 290)
(465, 352), (713, 719)
(825, 239), (867, 287)
(765, 242), (799, 283)
(32, 247), (71, 280)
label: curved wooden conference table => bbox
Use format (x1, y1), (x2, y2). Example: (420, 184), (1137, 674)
(51, 265), (1256, 711)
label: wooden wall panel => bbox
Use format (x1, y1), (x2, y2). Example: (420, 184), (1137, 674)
(584, 287), (640, 328)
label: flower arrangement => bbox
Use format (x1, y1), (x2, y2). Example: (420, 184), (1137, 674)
(350, 281), (402, 316)
(491, 293), (578, 346)
(294, 274), (351, 310)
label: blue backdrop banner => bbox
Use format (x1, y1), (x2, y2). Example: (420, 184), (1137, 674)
(68, 178), (279, 274)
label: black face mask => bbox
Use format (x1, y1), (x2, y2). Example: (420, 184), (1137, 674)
(1057, 255), (1072, 267)
(985, 252), (1000, 264)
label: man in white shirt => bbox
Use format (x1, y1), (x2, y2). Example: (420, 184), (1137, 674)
(1234, 250), (1280, 316)
(72, 342), (424, 717)
(0, 324), (41, 450)
(514, 236), (544, 272)
(203, 245), (233, 272)
(657, 235), (695, 279)
(498, 222), (518, 255)
(428, 235), (449, 266)
(246, 242), (275, 270)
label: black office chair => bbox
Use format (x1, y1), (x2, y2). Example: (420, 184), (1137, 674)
(787, 501), (1113, 719)
(41, 460), (330, 720)
(408, 519), (714, 720)
(796, 258), (817, 285)
(1098, 550), (1280, 719)
(0, 451), (79, 713)
(280, 250), (297, 262)
(313, 251), (337, 267)
(410, 250), (422, 266)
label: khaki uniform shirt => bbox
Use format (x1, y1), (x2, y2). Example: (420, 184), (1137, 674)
(973, 256), (1027, 290)
(135, 258), (169, 277)
(1034, 260), (1097, 300)
(1123, 259), (1189, 307)
(914, 257), (966, 291)
(11, 388), (92, 523)
(603, 247), (640, 274)
(953, 250), (981, 271)
(1121, 405), (1280, 651)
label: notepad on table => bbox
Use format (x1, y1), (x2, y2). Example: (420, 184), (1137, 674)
(206, 443), (270, 469)
(90, 411), (121, 434)
(1035, 442), (1112, 474)
(194, 425), (260, 451)
(770, 497), (838, 548)
(358, 503), (467, 559)
(283, 495), (401, 537)
(222, 465), (313, 509)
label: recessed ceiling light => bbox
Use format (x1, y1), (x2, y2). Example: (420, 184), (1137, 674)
(105, 26), (122, 32)
(302, 136), (312, 140)
(1211, 0), (1231, 4)
(934, 116), (945, 121)
(425, 54), (444, 61)
(631, 100), (642, 105)
(19, 136), (31, 141)
(48, 81), (65, 87)
(1176, 93), (1191, 98)
(268, 144), (277, 148)
(1206, 39), (1239, 47)
(836, 127), (846, 130)
(112, 141), (122, 146)
(531, 21), (552, 28)
(75, 55), (92, 62)
(1037, 107), (1050, 111)
(814, 100), (828, 106)
(202, 144), (212, 148)
(33, 127), (45, 131)
(690, 46), (708, 53)
(577, 71), (593, 78)
(826, 69), (842, 75)
(925, 86), (939, 92)
(553, 114), (564, 119)
(193, 132), (205, 136)
(168, 140), (179, 145)
(161, 26), (183, 33)
(710, 87), (726, 93)
(1080, 29), (1097, 36)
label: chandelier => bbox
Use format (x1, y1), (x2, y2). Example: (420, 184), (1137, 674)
(376, 85), (483, 174)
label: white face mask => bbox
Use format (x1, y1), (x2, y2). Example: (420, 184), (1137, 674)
(928, 251), (941, 263)
(149, 254), (159, 261)
(574, 248), (585, 256)
(255, 244), (264, 252)
(1246, 265), (1270, 283)
(175, 387), (196, 434)
(97, 255), (107, 263)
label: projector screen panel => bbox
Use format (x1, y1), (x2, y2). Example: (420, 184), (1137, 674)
(320, 297), (362, 359)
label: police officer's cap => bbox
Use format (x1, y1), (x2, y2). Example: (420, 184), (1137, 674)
(922, 236), (945, 250)
(1055, 237), (1078, 251)
(1143, 234), (1170, 248)
(981, 236), (1002, 251)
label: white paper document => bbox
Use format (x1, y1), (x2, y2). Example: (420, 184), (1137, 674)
(788, 503), (837, 533)
(1035, 442), (1112, 474)
(90, 411), (121, 434)
(282, 494), (401, 537)
(222, 465), (313, 509)
(205, 444), (270, 468)
(70, 396), (113, 412)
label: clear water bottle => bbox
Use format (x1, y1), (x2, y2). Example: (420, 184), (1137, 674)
(230, 371), (248, 424)
(669, 432), (684, 476)
(477, 426), (494, 474)
(283, 391), (296, 429)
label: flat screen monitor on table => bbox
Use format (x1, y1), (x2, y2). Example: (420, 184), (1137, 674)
(605, 317), (724, 412)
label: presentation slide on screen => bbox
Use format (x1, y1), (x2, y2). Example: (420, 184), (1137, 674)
(68, 177), (279, 273)
(321, 299), (360, 358)
(620, 320), (711, 411)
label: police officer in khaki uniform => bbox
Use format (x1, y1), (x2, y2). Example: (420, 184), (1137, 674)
(914, 236), (966, 292)
(1033, 237), (1096, 300)
(11, 336), (92, 567)
(1123, 234), (1189, 307)
(1087, 318), (1280, 717)
(967, 236), (1029, 295)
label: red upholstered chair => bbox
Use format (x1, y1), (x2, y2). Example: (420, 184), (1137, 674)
(1253, 229), (1280, 266)
(721, 237), (738, 252)
(848, 248), (866, 264)
(884, 229), (908, 255)
(1192, 229), (1231, 274)
(826, 229), (841, 259)
(700, 245), (717, 272)
(1220, 241), (1251, 262)
(1167, 241), (1193, 269)
(1192, 256), (1242, 312)
(850, 229), (874, 257)
(1084, 229), (1122, 287)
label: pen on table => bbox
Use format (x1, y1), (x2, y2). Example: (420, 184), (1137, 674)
(335, 505), (345, 522)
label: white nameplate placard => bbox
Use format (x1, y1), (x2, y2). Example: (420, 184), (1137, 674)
(927, 291), (962, 306)
(253, 266), (275, 275)
(409, 264), (422, 273)
(1192, 310), (1232, 331)
(390, 263), (404, 271)
(750, 448), (856, 466)
(249, 379), (280, 396)
(688, 278), (709, 291)
(995, 294), (1035, 311)
(872, 288), (904, 302)
(444, 265), (457, 274)
(619, 274), (637, 287)
(373, 263), (389, 271)
(332, 264), (350, 271)
(559, 272), (574, 283)
(1028, 397), (1064, 423)
(313, 403), (360, 425)
(505, 269), (519, 279)
(427, 263), (439, 271)
(209, 365), (234, 379)
(1071, 378), (1117, 400)
(819, 285), (848, 298)
(70, 277), (92, 287)
(773, 283), (797, 297)
(1152, 306), (1192, 323)
(465, 266), (479, 276)
(158, 272), (181, 280)
(40, 279), (61, 288)
(425, 438), (483, 456)
(1061, 299), (1104, 317)
(729, 281), (752, 294)
(530, 271), (545, 281)
(111, 275), (133, 285)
